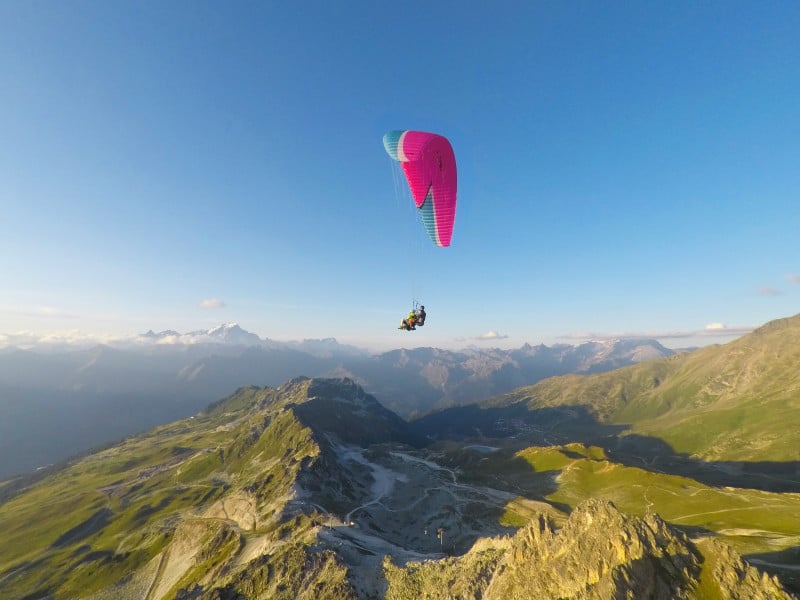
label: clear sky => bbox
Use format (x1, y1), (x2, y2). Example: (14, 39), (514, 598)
(2, 1), (799, 352)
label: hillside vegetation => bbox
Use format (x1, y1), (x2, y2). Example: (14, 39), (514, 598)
(495, 314), (800, 464)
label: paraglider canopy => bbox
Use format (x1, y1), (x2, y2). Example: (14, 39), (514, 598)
(383, 130), (457, 247)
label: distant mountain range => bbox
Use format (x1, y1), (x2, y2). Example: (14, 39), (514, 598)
(0, 325), (675, 478)
(341, 338), (675, 418)
(2, 322), (370, 356)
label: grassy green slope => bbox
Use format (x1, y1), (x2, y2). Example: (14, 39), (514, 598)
(428, 317), (800, 594)
(496, 314), (800, 462)
(0, 385), (328, 599)
(521, 445), (799, 547)
(446, 441), (800, 595)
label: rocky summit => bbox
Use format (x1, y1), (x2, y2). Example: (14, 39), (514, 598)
(385, 499), (793, 600)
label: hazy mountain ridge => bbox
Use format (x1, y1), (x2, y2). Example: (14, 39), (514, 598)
(0, 331), (673, 478)
(1, 377), (797, 599)
(322, 337), (675, 418)
(0, 325), (673, 397)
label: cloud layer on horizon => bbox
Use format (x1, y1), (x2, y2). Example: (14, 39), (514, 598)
(0, 320), (759, 352)
(560, 322), (754, 344)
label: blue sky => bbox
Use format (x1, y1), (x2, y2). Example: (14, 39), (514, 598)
(2, 1), (799, 351)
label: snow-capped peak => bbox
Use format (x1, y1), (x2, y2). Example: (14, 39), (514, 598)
(205, 322), (244, 337)
(136, 324), (263, 346)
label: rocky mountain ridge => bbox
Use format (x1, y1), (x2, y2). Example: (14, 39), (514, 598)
(1, 377), (796, 599)
(385, 498), (793, 600)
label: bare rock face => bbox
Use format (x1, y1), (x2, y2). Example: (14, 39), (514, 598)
(703, 537), (792, 600)
(178, 545), (358, 600)
(386, 499), (796, 600)
(484, 499), (701, 600)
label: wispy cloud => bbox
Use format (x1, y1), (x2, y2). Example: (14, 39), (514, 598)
(700, 323), (753, 336)
(786, 274), (800, 285)
(199, 298), (225, 309)
(757, 286), (783, 297)
(476, 331), (508, 341)
(0, 305), (79, 319)
(453, 330), (511, 344)
(0, 330), (121, 349)
(560, 323), (754, 343)
(0, 325), (256, 349)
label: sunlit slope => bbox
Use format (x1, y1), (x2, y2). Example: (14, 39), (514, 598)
(526, 444), (798, 553)
(446, 441), (800, 595)
(494, 314), (800, 462)
(0, 382), (360, 600)
(383, 495), (795, 600)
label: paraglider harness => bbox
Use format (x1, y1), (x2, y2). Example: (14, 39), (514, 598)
(399, 301), (425, 331)
(415, 304), (426, 326)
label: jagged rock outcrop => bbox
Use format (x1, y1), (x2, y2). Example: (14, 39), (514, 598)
(485, 499), (699, 599)
(699, 537), (792, 600)
(385, 499), (796, 600)
(178, 544), (358, 600)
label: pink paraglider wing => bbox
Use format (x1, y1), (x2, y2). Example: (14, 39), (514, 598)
(383, 130), (457, 247)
